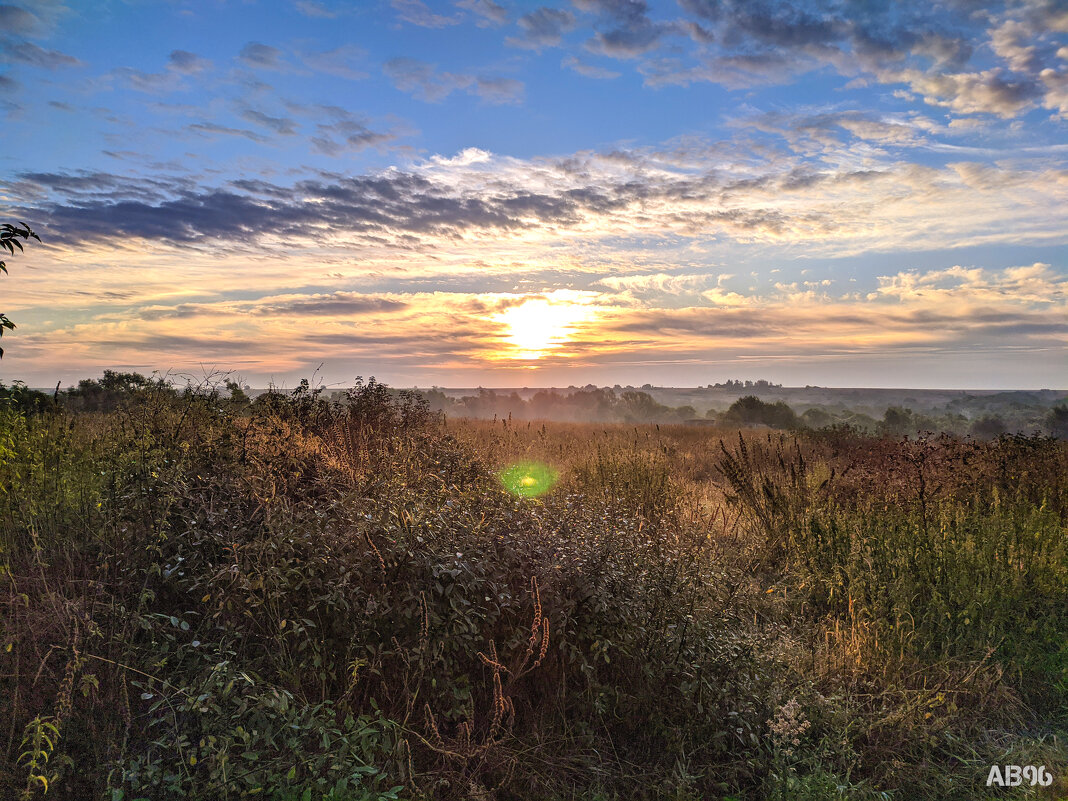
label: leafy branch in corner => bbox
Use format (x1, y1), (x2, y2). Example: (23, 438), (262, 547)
(1, 221), (41, 358)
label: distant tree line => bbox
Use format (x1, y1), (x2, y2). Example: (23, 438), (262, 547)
(0, 371), (253, 415)
(706, 379), (783, 390)
(3, 374), (1067, 439)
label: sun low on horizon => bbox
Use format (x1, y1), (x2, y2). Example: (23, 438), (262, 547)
(493, 296), (596, 362)
(0, 0), (1065, 390)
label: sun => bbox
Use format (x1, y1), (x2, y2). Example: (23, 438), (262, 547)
(495, 298), (591, 360)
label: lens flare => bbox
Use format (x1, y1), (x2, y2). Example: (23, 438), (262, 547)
(499, 461), (559, 498)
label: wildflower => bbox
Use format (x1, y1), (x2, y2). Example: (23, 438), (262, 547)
(767, 698), (811, 757)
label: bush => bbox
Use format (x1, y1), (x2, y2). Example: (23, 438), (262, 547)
(1, 378), (778, 800)
(724, 396), (799, 429)
(0, 381), (56, 414)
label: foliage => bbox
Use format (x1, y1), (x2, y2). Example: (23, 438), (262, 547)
(60, 370), (178, 412)
(1048, 405), (1068, 438)
(0, 222), (41, 358)
(970, 414), (1008, 438)
(723, 395), (799, 429)
(0, 382), (56, 415)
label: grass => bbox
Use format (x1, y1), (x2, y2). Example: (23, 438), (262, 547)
(1, 381), (1067, 800)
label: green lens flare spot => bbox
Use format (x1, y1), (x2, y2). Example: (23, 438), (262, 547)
(499, 461), (559, 498)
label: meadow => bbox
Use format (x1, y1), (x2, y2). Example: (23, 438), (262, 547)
(1, 377), (1066, 800)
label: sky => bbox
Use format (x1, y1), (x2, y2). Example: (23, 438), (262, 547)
(1, 0), (1066, 390)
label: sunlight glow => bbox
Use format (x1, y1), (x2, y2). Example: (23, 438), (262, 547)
(494, 298), (591, 360)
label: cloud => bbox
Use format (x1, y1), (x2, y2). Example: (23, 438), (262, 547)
(1, 99), (1063, 296)
(15, 170), (126, 195)
(384, 57), (466, 101)
(587, 22), (665, 57)
(594, 271), (722, 295)
(679, 20), (715, 45)
(575, 0), (667, 58)
(0, 5), (38, 34)
(990, 18), (1040, 73)
(456, 0), (507, 27)
(1041, 67), (1068, 117)
(390, 0), (460, 28)
(109, 66), (185, 94)
(511, 7), (576, 49)
(280, 100), (402, 154)
(740, 109), (941, 151)
(167, 49), (211, 74)
(239, 108), (298, 135)
(11, 164), (595, 246)
(723, 6), (842, 50)
(11, 133), (1065, 264)
(561, 55), (620, 79)
(302, 45), (367, 79)
(239, 42), (285, 70)
(187, 121), (268, 142)
(294, 0), (338, 18)
(254, 292), (409, 316)
(608, 0), (1068, 119)
(473, 75), (524, 103)
(593, 263), (1068, 359)
(0, 72), (17, 91)
(310, 119), (396, 155)
(887, 67), (1042, 117)
(138, 292), (409, 319)
(639, 50), (814, 90)
(384, 57), (523, 104)
(0, 40), (81, 69)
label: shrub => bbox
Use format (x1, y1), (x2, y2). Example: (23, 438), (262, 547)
(724, 396), (799, 429)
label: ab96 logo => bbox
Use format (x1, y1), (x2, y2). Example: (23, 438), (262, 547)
(986, 765), (1053, 787)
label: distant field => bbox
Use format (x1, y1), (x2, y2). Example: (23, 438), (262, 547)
(33, 383), (1066, 435)
(374, 384), (1068, 436)
(2, 379), (1067, 800)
